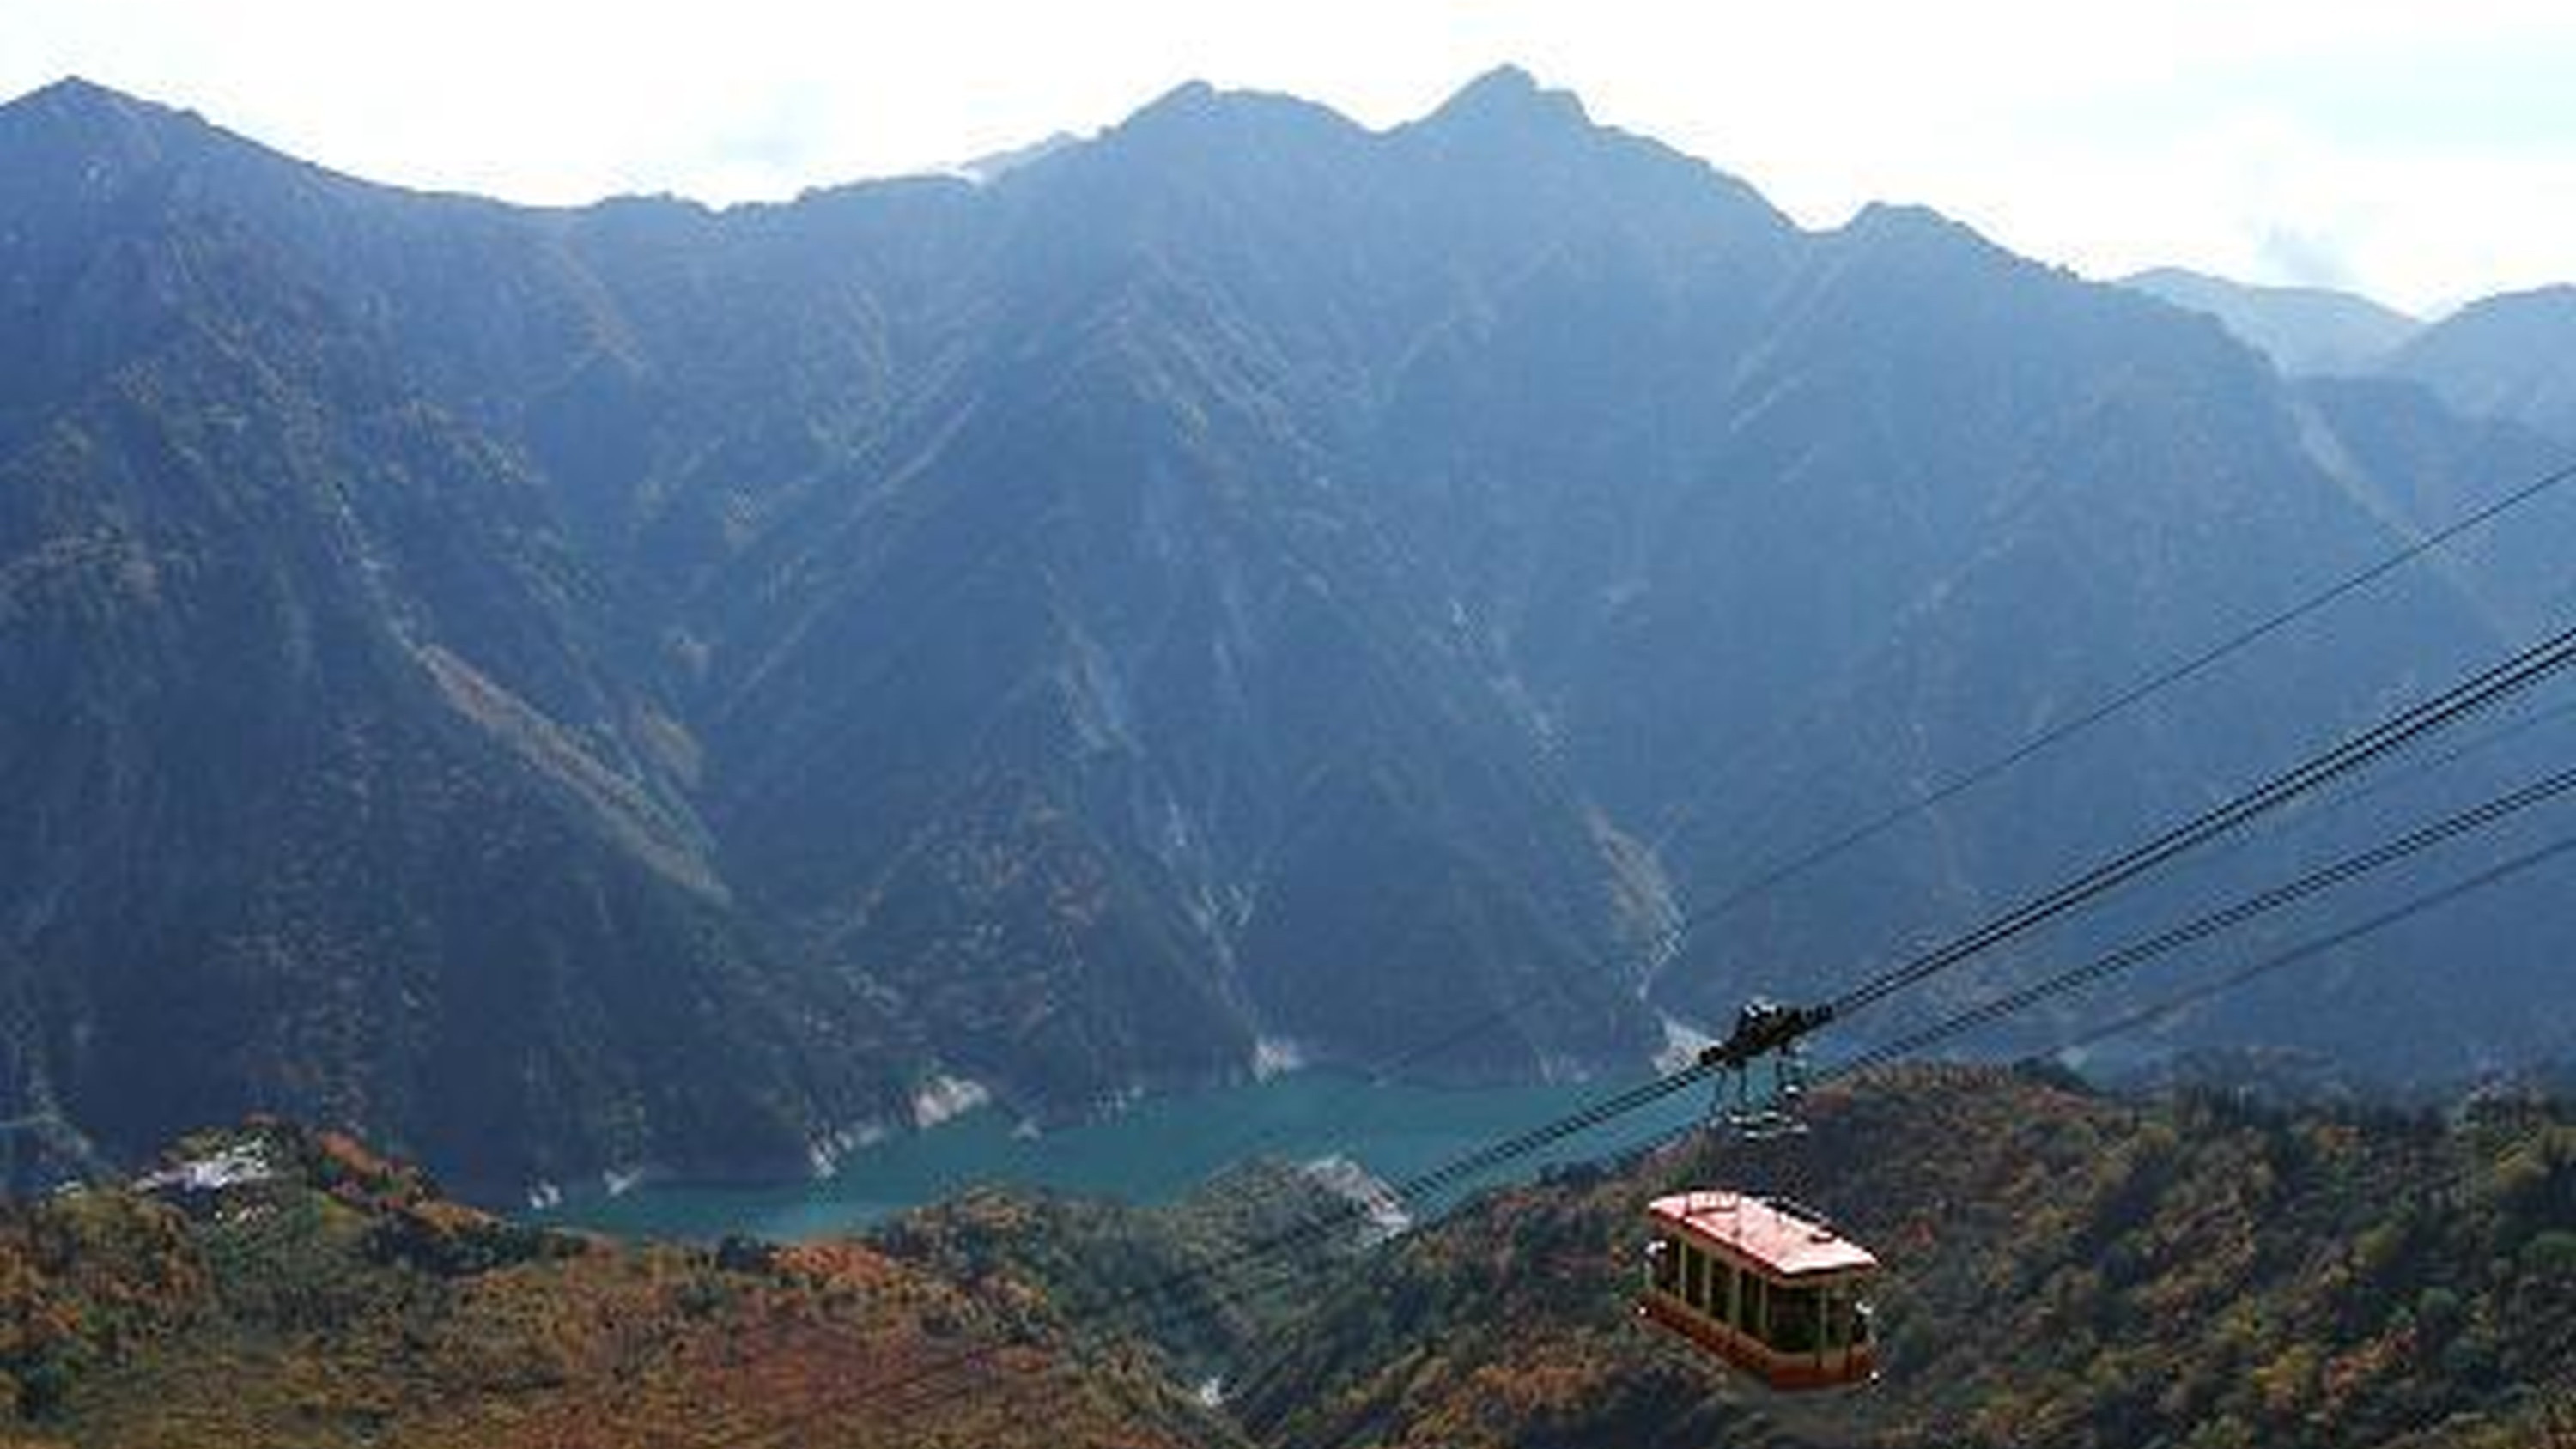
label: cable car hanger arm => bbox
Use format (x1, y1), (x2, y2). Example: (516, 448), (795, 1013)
(1697, 999), (1836, 1073)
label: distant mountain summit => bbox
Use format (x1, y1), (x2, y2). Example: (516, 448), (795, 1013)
(2122, 266), (2421, 374)
(1, 74), (189, 159)
(0, 71), (2567, 1196)
(2122, 264), (2576, 444)
(1419, 63), (1590, 130)
(2387, 284), (2576, 443)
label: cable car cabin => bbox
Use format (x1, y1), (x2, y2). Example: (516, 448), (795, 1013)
(1638, 1191), (1879, 1390)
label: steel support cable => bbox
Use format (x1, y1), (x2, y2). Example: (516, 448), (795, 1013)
(1244, 762), (2576, 1268)
(2245, 688), (2576, 839)
(861, 609), (2576, 1419)
(1109, 463), (2576, 1208)
(1828, 618), (2576, 1019)
(1663, 457), (2576, 920)
(869, 618), (2576, 1412)
(867, 1058), (1721, 1414)
(1608, 826), (2576, 1173)
(873, 758), (2576, 1419)
(1838, 789), (2576, 1073)
(932, 811), (2576, 1429)
(1315, 614), (2576, 1118)
(2036, 833), (2576, 1069)
(2021, 682), (2576, 919)
(862, 519), (2576, 1421)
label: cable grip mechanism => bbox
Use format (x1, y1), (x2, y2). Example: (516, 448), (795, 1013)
(1698, 997), (1832, 1138)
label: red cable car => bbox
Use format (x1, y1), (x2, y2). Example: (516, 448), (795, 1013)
(1637, 1190), (1879, 1390)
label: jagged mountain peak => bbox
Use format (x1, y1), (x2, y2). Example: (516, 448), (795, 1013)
(1837, 199), (1996, 250)
(1105, 76), (1364, 147)
(1419, 64), (1590, 135)
(1128, 77), (1221, 124)
(1813, 198), (2053, 292)
(9, 73), (161, 118)
(0, 71), (354, 221)
(1383, 64), (1793, 254)
(1098, 66), (1595, 169)
(0, 74), (204, 164)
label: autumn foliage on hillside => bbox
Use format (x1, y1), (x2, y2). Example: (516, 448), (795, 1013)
(874, 1157), (1371, 1381)
(1233, 1064), (2576, 1449)
(1, 1073), (2572, 1448)
(0, 1122), (1232, 1448)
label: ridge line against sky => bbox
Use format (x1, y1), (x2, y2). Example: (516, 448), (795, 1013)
(7, 0), (2573, 316)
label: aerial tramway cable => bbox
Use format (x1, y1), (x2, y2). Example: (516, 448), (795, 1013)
(858, 452), (2576, 1421)
(1087, 454), (2576, 1165)
(1658, 457), (2576, 919)
(2032, 833), (2576, 1072)
(876, 803), (2576, 1422)
(1291, 453), (2576, 1110)
(1824, 617), (2576, 1019)
(868, 661), (2576, 1415)
(870, 615), (2576, 1411)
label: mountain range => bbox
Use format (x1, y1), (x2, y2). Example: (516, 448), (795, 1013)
(3, 68), (2573, 1196)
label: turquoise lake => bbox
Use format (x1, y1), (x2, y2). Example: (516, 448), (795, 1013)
(532, 1070), (1709, 1241)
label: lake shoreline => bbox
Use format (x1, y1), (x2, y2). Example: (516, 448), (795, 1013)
(522, 1068), (1698, 1243)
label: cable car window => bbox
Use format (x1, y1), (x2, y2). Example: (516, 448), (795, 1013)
(1741, 1273), (1765, 1337)
(1683, 1245), (1707, 1312)
(1716, 1262), (1735, 1328)
(1822, 1285), (1847, 1349)
(1769, 1285), (1820, 1355)
(1650, 1237), (1680, 1294)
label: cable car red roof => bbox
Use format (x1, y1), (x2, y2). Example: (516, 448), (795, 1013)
(1647, 1191), (1878, 1276)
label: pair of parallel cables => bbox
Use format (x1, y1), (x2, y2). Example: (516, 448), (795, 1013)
(866, 457), (2576, 1421)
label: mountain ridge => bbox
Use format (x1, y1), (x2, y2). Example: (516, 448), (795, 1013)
(2122, 265), (2422, 375)
(2388, 284), (2576, 444)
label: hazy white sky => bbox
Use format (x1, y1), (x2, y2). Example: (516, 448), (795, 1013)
(7, 0), (2571, 315)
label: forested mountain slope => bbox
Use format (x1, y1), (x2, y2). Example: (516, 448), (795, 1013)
(3, 70), (2569, 1191)
(3, 1075), (2570, 1448)
(1235, 1068), (2576, 1449)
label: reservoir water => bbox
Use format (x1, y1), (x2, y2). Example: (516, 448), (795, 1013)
(534, 1070), (1704, 1241)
